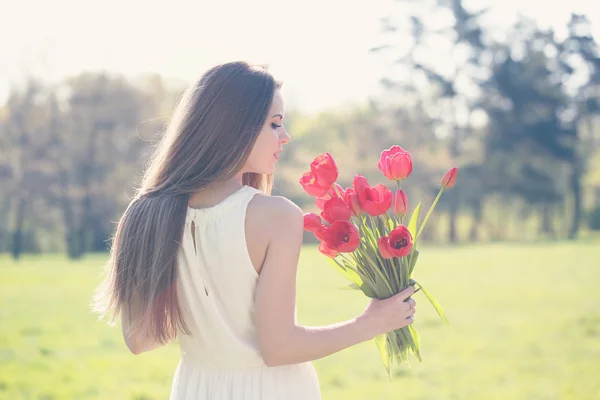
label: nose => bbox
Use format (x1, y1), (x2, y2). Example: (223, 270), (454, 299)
(280, 127), (291, 144)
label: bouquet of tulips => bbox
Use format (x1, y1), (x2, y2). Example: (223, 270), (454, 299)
(299, 145), (457, 378)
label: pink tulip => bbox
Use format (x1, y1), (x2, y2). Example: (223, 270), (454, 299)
(358, 184), (393, 217)
(387, 225), (413, 258)
(299, 171), (329, 197)
(321, 197), (352, 224)
(441, 167), (458, 189)
(343, 188), (364, 217)
(303, 213), (322, 232)
(315, 183), (344, 211)
(378, 236), (393, 259)
(318, 242), (339, 258)
(352, 174), (369, 196)
(310, 152), (339, 187)
(322, 220), (360, 253)
(378, 145), (413, 181)
(393, 190), (408, 217)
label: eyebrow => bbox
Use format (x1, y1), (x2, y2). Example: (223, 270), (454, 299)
(272, 113), (283, 119)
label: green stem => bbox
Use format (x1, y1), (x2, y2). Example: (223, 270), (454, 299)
(359, 215), (377, 248)
(332, 183), (343, 198)
(395, 180), (405, 225)
(363, 250), (394, 296)
(414, 187), (445, 246)
(392, 256), (401, 290)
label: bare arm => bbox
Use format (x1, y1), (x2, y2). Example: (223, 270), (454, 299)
(121, 293), (166, 355)
(254, 197), (415, 367)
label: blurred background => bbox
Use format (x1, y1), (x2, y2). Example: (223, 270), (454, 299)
(1, 0), (599, 399)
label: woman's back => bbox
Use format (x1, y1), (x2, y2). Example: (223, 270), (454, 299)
(171, 185), (321, 399)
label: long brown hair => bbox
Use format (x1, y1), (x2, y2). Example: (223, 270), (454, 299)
(93, 61), (280, 344)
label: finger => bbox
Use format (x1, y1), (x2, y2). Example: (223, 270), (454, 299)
(407, 298), (416, 308)
(397, 285), (415, 300)
(403, 306), (415, 317)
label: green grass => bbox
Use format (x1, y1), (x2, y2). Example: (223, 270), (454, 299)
(1, 239), (599, 399)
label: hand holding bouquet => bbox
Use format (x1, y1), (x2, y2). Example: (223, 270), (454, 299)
(299, 146), (458, 378)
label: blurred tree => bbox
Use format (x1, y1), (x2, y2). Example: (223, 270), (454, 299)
(1, 81), (53, 258)
(372, 0), (489, 242)
(480, 15), (600, 239)
(53, 72), (160, 257)
(560, 14), (600, 238)
(479, 19), (572, 238)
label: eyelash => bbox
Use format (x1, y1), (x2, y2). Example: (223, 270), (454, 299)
(271, 123), (282, 129)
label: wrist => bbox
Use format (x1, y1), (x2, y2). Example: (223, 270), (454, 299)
(354, 313), (379, 342)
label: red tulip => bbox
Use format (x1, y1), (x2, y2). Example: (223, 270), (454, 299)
(315, 183), (344, 211)
(352, 174), (369, 197)
(441, 167), (458, 189)
(378, 236), (393, 259)
(310, 152), (338, 187)
(322, 220), (360, 253)
(321, 197), (352, 224)
(387, 225), (413, 258)
(378, 145), (412, 181)
(342, 187), (364, 217)
(393, 190), (408, 217)
(314, 225), (327, 241)
(318, 242), (339, 258)
(300, 171), (329, 197)
(303, 213), (322, 232)
(358, 184), (392, 216)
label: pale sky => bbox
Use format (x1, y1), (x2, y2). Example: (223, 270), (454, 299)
(1, 0), (599, 113)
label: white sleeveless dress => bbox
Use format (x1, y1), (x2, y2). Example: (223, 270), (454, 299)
(169, 185), (321, 399)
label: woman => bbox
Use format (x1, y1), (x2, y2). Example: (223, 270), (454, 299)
(94, 61), (416, 399)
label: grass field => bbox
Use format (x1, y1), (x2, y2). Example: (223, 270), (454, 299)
(1, 238), (599, 399)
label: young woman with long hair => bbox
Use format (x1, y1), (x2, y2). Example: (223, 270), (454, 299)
(94, 61), (416, 399)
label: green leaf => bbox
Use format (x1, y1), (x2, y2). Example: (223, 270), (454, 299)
(415, 280), (449, 324)
(407, 202), (422, 240)
(334, 257), (379, 298)
(407, 325), (422, 362)
(328, 258), (363, 288)
(408, 249), (419, 276)
(386, 213), (396, 231)
(376, 215), (386, 237)
(374, 334), (391, 382)
(339, 283), (360, 290)
(402, 327), (418, 357)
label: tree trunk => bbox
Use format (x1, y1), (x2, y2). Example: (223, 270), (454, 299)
(77, 129), (99, 256)
(568, 157), (582, 240)
(448, 202), (458, 243)
(11, 193), (26, 259)
(57, 167), (81, 259)
(469, 201), (482, 242)
(540, 200), (555, 238)
(0, 194), (13, 252)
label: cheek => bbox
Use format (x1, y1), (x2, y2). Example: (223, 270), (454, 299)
(247, 135), (273, 166)
(256, 130), (277, 153)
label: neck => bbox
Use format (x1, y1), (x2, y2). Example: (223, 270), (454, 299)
(187, 175), (245, 208)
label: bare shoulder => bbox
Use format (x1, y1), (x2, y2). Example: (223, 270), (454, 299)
(247, 194), (303, 228)
(245, 194), (304, 274)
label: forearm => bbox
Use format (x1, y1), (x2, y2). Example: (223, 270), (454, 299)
(261, 316), (375, 366)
